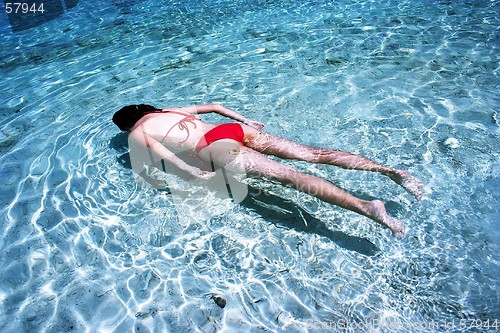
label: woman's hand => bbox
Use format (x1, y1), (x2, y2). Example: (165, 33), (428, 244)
(212, 104), (265, 130)
(244, 119), (265, 130)
(193, 169), (217, 180)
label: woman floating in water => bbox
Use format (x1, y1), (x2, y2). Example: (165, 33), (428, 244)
(112, 104), (423, 238)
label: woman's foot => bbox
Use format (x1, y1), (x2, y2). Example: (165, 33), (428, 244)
(389, 170), (424, 201)
(366, 200), (405, 238)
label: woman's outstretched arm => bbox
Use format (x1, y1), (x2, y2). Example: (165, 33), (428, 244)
(166, 104), (264, 129)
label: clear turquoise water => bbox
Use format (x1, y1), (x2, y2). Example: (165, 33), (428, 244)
(1, 0), (499, 332)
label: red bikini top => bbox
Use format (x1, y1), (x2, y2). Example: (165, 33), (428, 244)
(143, 109), (200, 143)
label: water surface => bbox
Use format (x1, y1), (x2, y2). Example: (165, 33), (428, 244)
(0, 0), (499, 331)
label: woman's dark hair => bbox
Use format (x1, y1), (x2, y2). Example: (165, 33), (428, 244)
(112, 104), (159, 131)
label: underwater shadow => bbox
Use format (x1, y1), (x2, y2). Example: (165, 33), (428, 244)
(109, 133), (379, 256)
(239, 186), (379, 256)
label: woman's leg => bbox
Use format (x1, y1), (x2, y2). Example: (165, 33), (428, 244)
(215, 146), (405, 238)
(242, 127), (423, 200)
